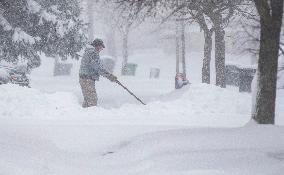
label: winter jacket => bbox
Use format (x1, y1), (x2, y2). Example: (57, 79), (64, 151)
(79, 46), (111, 80)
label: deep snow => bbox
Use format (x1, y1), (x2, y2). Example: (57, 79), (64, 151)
(0, 50), (283, 175)
(1, 121), (284, 175)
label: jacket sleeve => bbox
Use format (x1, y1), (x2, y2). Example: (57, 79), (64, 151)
(98, 59), (112, 78)
(93, 52), (112, 78)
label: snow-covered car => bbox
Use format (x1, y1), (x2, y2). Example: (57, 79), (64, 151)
(0, 65), (30, 87)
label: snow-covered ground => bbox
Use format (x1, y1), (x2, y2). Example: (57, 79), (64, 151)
(0, 50), (283, 175)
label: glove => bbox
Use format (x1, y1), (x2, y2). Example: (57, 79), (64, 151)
(108, 74), (117, 82)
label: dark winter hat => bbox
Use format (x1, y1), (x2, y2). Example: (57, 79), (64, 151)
(91, 38), (105, 48)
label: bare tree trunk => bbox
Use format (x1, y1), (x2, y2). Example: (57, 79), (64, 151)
(196, 13), (213, 84)
(86, 0), (95, 40)
(202, 31), (213, 84)
(252, 0), (284, 124)
(215, 17), (226, 88)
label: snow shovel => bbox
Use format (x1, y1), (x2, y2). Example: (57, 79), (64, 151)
(115, 80), (146, 105)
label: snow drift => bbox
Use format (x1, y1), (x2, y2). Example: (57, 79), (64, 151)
(96, 125), (284, 175)
(0, 83), (254, 126)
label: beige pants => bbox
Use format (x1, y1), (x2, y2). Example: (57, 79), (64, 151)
(79, 78), (97, 107)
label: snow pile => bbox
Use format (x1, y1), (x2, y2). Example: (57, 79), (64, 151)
(1, 79), (283, 125)
(0, 83), (253, 126)
(0, 129), (58, 175)
(1, 122), (283, 175)
(95, 125), (284, 175)
(0, 49), (283, 174)
(0, 84), (80, 119)
(0, 126), (97, 175)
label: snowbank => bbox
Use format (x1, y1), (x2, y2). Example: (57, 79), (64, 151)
(0, 50), (283, 175)
(0, 83), (254, 126)
(0, 126), (97, 175)
(96, 125), (284, 175)
(1, 123), (283, 175)
(0, 84), (80, 119)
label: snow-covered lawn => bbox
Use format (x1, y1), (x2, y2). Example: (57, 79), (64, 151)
(0, 51), (283, 175)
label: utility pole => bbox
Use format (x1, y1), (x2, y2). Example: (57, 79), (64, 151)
(175, 16), (188, 89)
(181, 19), (186, 79)
(174, 0), (189, 89)
(175, 19), (180, 76)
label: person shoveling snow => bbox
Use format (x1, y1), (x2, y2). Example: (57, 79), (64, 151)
(79, 38), (118, 108)
(79, 38), (145, 107)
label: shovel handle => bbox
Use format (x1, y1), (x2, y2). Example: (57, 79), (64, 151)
(116, 80), (146, 105)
